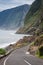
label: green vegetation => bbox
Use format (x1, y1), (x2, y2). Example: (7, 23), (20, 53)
(24, 0), (41, 25)
(16, 0), (43, 59)
(28, 34), (43, 58)
(17, 0), (43, 34)
(34, 35), (43, 46)
(29, 34), (43, 46)
(36, 46), (43, 58)
(0, 48), (6, 55)
(29, 42), (34, 46)
(39, 46), (43, 56)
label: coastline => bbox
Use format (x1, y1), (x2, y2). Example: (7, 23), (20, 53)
(0, 35), (33, 58)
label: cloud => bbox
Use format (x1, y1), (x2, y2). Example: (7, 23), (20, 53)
(0, 0), (35, 11)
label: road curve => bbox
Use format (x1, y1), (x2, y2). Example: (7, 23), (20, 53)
(3, 46), (43, 65)
(0, 46), (43, 65)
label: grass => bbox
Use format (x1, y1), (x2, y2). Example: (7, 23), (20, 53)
(28, 34), (43, 59)
(36, 54), (43, 59)
(36, 46), (43, 58)
(0, 48), (6, 55)
(39, 56), (43, 58)
(29, 42), (35, 46)
(22, 9), (41, 33)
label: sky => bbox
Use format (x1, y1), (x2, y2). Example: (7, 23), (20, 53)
(0, 0), (35, 11)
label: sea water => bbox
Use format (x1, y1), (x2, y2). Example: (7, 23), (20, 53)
(0, 30), (31, 48)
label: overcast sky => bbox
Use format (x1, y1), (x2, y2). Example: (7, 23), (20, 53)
(0, 0), (35, 11)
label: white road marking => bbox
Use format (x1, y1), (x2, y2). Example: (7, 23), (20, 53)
(4, 57), (8, 65)
(26, 52), (30, 55)
(3, 55), (11, 65)
(24, 60), (31, 65)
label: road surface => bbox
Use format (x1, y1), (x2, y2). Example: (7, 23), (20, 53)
(0, 46), (43, 65)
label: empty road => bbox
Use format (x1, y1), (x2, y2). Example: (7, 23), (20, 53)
(0, 46), (43, 65)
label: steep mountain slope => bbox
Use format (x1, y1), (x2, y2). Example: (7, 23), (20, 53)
(16, 0), (43, 58)
(0, 4), (30, 30)
(17, 0), (43, 34)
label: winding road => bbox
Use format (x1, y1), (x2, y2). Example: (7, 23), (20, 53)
(0, 46), (43, 65)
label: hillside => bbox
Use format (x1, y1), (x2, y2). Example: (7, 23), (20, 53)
(17, 0), (43, 34)
(16, 0), (43, 58)
(0, 4), (30, 30)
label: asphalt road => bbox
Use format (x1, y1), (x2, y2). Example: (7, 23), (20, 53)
(0, 46), (43, 65)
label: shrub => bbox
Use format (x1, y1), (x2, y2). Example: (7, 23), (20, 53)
(39, 46), (43, 56)
(0, 48), (6, 55)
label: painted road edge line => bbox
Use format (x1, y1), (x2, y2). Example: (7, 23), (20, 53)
(4, 55), (11, 65)
(4, 57), (8, 65)
(24, 60), (31, 65)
